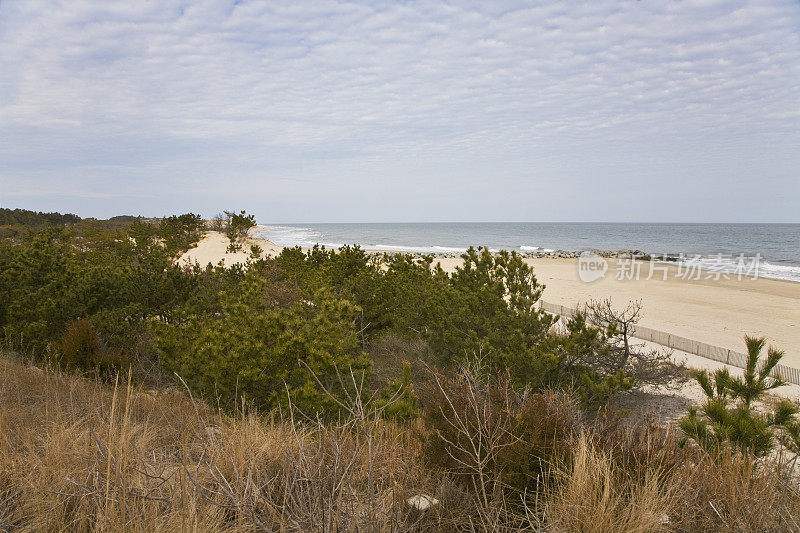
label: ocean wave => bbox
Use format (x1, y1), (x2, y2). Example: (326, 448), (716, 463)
(255, 226), (465, 254)
(255, 226), (800, 282)
(367, 243), (466, 253)
(664, 255), (800, 283)
(254, 225), (342, 248)
(520, 245), (555, 252)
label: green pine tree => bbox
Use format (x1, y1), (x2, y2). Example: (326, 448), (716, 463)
(680, 335), (800, 457)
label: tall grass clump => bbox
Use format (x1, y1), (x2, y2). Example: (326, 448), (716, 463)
(0, 356), (447, 531)
(544, 434), (676, 533)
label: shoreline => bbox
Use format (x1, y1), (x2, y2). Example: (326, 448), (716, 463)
(254, 224), (800, 283)
(180, 231), (800, 369)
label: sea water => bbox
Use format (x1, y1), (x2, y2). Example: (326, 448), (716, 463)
(254, 223), (800, 283)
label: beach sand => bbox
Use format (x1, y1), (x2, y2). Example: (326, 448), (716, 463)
(179, 230), (282, 267)
(180, 232), (800, 369)
(435, 257), (800, 367)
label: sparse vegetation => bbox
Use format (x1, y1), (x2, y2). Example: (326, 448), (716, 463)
(208, 212), (228, 232)
(224, 209), (256, 252)
(249, 243), (263, 259)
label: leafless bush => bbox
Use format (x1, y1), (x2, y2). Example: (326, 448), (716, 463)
(421, 359), (585, 530)
(207, 213), (227, 232)
(583, 298), (687, 389)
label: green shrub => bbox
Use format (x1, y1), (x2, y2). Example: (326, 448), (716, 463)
(1, 212), (648, 418)
(0, 219), (198, 377)
(155, 269), (371, 415)
(373, 361), (419, 421)
(158, 213), (203, 255)
(249, 244), (263, 259)
(509, 313), (634, 409)
(223, 210), (256, 251)
(55, 317), (128, 378)
(446, 247), (554, 366)
(680, 335), (800, 457)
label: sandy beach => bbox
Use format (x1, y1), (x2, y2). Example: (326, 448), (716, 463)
(435, 256), (800, 366)
(179, 230), (283, 267)
(181, 231), (800, 369)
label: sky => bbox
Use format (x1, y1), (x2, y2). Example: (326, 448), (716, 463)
(1, 0), (799, 223)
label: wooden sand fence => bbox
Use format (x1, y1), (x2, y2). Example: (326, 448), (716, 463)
(538, 300), (800, 386)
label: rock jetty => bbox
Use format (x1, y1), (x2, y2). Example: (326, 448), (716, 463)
(364, 248), (652, 261)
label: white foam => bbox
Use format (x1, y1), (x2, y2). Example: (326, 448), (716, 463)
(255, 226), (465, 254)
(254, 225), (340, 248)
(667, 255), (800, 283)
(751, 261), (800, 282)
(255, 227), (800, 281)
(368, 243), (466, 253)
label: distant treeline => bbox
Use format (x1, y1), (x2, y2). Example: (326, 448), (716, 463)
(0, 207), (81, 227)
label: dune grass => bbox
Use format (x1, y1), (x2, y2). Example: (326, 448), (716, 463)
(1, 355), (798, 531)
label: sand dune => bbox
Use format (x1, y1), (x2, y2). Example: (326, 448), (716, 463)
(178, 230), (282, 267)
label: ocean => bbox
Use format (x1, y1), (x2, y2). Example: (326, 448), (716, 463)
(254, 223), (800, 283)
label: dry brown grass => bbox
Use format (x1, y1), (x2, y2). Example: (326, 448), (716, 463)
(544, 434), (677, 533)
(2, 354), (800, 531)
(669, 448), (800, 531)
(540, 426), (800, 532)
(0, 356), (444, 531)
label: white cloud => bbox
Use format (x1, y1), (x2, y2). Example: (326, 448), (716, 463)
(0, 0), (798, 221)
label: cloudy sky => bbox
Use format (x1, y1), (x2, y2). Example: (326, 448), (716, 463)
(1, 1), (798, 222)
